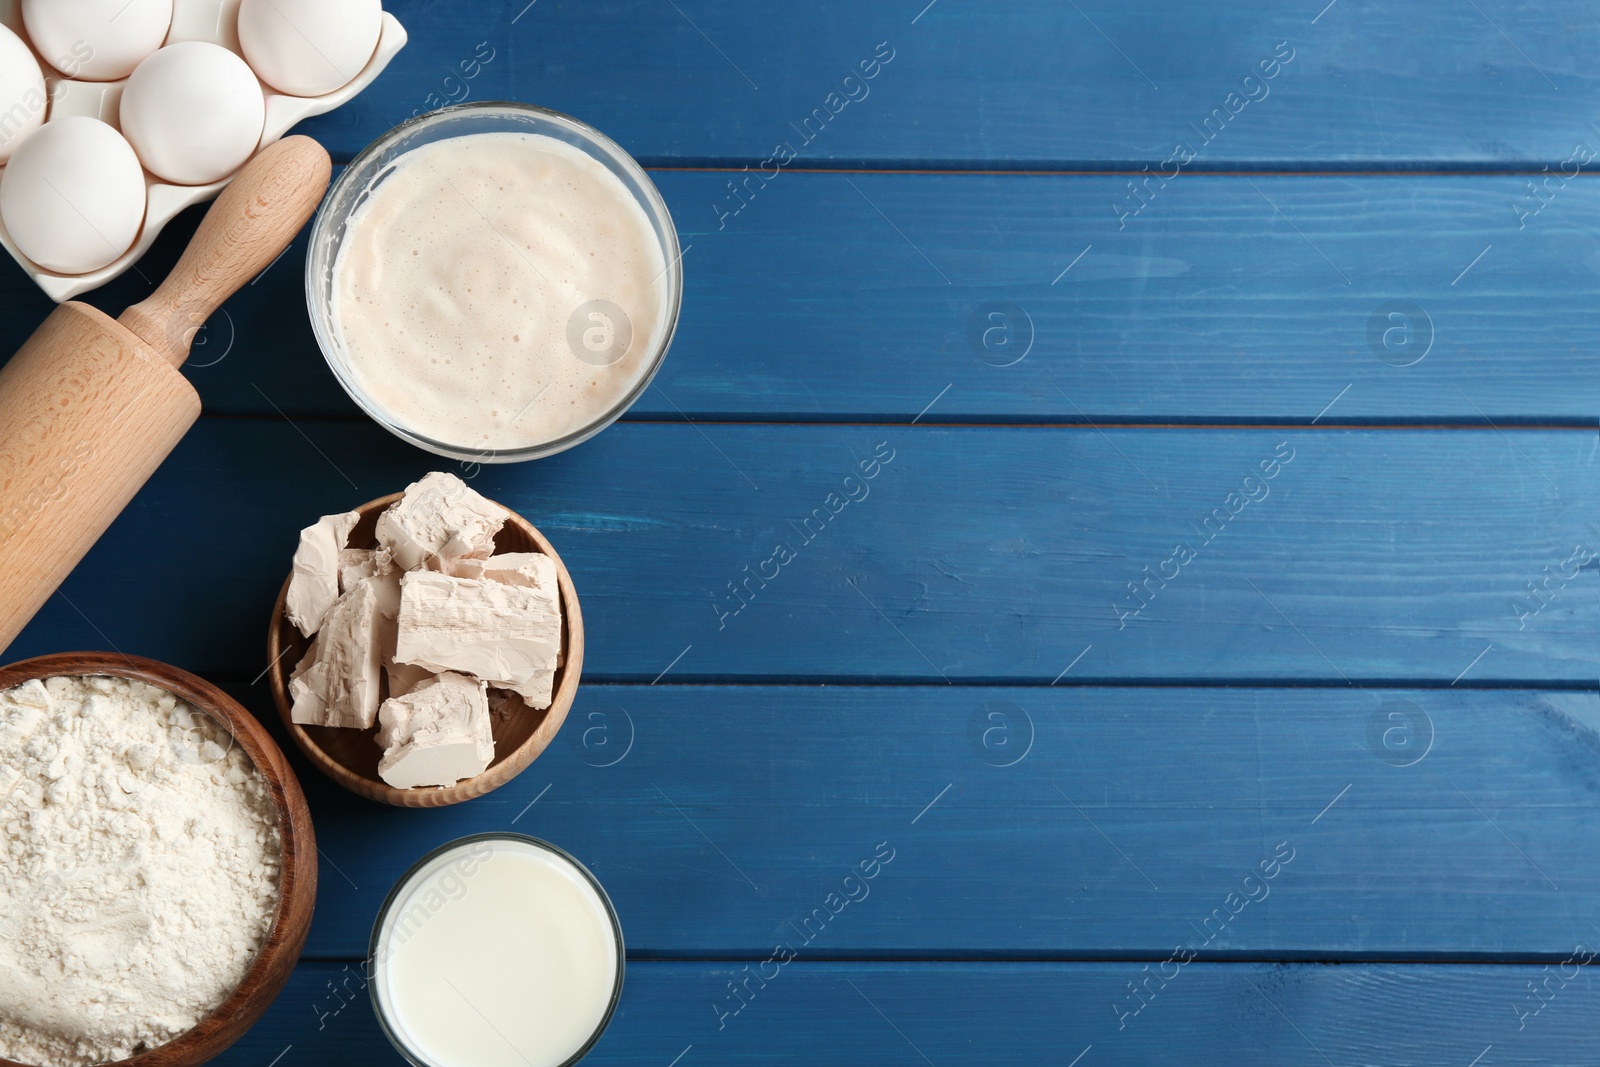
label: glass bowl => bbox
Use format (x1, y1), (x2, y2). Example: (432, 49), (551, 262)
(305, 102), (681, 463)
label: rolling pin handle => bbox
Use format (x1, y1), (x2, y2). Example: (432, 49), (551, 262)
(118, 136), (333, 368)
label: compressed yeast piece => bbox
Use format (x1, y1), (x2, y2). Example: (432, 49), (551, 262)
(394, 570), (561, 709)
(285, 510), (360, 636)
(453, 551), (563, 670)
(479, 552), (559, 601)
(504, 668), (556, 711)
(338, 548), (377, 591)
(451, 550), (555, 592)
(288, 577), (385, 728)
(375, 471), (506, 572)
(375, 672), (494, 788)
(287, 633), (324, 723)
(486, 552), (562, 667)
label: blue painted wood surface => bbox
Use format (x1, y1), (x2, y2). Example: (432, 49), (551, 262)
(8, 422), (1597, 684)
(2, 0), (1597, 1063)
(217, 961), (1600, 1066)
(6, 172), (1600, 423)
(248, 683), (1600, 960)
(285, 1), (1600, 170)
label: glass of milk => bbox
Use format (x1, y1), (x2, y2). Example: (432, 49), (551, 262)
(306, 102), (682, 462)
(369, 834), (625, 1067)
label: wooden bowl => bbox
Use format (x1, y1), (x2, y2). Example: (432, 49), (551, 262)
(0, 652), (316, 1067)
(266, 492), (584, 807)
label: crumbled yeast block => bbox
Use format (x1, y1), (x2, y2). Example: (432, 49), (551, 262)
(288, 578), (385, 728)
(282, 475), (569, 787)
(375, 672), (494, 788)
(375, 471), (506, 572)
(394, 570), (561, 709)
(288, 634), (325, 723)
(451, 551), (555, 595)
(338, 548), (376, 592)
(455, 552), (563, 668)
(501, 669), (556, 710)
(483, 552), (558, 597)
(285, 510), (361, 636)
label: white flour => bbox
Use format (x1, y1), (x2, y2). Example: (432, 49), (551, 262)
(0, 675), (282, 1067)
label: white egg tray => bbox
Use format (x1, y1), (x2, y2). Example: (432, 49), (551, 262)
(0, 0), (406, 302)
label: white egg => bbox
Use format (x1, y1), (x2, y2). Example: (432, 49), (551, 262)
(0, 116), (146, 275)
(121, 42), (265, 185)
(22, 0), (173, 81)
(237, 0), (381, 97)
(0, 24), (47, 163)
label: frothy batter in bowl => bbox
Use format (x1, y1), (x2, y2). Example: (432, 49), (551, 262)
(330, 131), (669, 453)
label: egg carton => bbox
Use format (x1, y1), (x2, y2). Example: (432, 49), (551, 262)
(0, 0), (405, 302)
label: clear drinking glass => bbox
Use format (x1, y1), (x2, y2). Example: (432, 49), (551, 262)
(368, 833), (626, 1067)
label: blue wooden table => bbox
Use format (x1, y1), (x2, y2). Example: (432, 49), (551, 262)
(5, 1), (1600, 1062)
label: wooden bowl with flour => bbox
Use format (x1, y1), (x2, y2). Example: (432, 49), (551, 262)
(0, 651), (316, 1067)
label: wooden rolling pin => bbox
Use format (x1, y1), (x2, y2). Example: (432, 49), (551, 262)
(0, 135), (332, 653)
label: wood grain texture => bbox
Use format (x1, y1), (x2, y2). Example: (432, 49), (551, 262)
(266, 492), (585, 807)
(217, 960), (1600, 1066)
(119, 137), (332, 368)
(0, 139), (328, 651)
(0, 304), (200, 652)
(0, 653), (316, 1067)
(3, 3), (1594, 1059)
(7, 172), (1595, 424)
(256, 683), (1600, 960)
(5, 421), (1594, 684)
(285, 0), (1598, 169)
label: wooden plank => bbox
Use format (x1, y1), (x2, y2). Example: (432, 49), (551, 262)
(283, 0), (1597, 168)
(221, 960), (1600, 1065)
(7, 421), (1594, 683)
(7, 173), (1595, 424)
(219, 684), (1600, 959)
